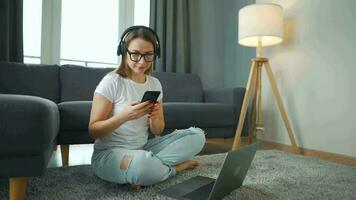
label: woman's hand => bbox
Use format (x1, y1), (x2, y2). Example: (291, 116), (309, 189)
(148, 100), (165, 135)
(89, 97), (153, 139)
(123, 101), (152, 121)
(148, 100), (160, 119)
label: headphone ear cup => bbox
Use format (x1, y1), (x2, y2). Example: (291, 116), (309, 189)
(121, 42), (126, 56)
(156, 45), (160, 58)
(117, 43), (121, 56)
(117, 41), (126, 56)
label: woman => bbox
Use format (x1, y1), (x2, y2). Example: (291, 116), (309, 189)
(89, 26), (206, 189)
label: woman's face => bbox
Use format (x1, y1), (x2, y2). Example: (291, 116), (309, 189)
(126, 38), (154, 76)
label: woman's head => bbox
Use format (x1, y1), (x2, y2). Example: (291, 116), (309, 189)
(116, 26), (159, 78)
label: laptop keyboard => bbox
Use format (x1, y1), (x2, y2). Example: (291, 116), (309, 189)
(183, 181), (215, 200)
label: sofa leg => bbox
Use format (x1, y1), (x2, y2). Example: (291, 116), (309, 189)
(61, 145), (69, 166)
(9, 177), (28, 200)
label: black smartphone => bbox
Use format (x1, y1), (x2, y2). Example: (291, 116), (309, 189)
(141, 91), (161, 102)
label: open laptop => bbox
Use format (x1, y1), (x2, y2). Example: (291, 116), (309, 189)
(159, 143), (258, 200)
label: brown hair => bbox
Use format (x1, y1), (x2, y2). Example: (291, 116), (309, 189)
(116, 27), (157, 77)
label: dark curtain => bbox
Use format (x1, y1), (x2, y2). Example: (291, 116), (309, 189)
(0, 0), (23, 62)
(150, 0), (192, 73)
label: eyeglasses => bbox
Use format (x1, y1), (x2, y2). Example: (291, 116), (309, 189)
(126, 49), (156, 62)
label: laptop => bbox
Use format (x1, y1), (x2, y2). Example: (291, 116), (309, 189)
(159, 143), (258, 200)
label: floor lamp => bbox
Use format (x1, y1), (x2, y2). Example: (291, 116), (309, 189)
(232, 3), (300, 154)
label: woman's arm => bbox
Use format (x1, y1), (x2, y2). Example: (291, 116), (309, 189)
(89, 93), (152, 139)
(148, 99), (165, 135)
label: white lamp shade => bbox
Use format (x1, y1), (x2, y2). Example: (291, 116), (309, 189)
(239, 3), (283, 47)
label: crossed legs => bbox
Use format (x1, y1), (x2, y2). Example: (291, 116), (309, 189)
(91, 127), (206, 187)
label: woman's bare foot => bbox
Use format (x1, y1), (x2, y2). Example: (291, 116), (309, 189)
(129, 184), (141, 191)
(174, 160), (199, 173)
(129, 160), (199, 189)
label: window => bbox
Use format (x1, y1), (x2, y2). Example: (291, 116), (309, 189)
(134, 0), (150, 26)
(23, 0), (150, 67)
(60, 0), (119, 67)
(23, 0), (42, 64)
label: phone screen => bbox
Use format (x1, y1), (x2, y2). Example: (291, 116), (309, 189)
(141, 91), (161, 102)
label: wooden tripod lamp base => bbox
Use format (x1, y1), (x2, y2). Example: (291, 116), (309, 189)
(232, 57), (300, 154)
(236, 3), (300, 153)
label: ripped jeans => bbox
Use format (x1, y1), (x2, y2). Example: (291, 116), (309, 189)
(91, 127), (206, 186)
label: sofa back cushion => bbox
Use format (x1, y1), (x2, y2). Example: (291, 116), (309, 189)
(153, 71), (203, 102)
(60, 65), (114, 102)
(0, 61), (60, 103)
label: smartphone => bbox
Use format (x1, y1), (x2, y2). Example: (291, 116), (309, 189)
(141, 91), (161, 102)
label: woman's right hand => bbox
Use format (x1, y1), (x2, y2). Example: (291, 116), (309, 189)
(122, 101), (153, 121)
(89, 95), (153, 139)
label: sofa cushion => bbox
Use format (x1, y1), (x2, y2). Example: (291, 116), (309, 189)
(58, 101), (235, 138)
(58, 101), (92, 131)
(163, 103), (236, 129)
(0, 61), (60, 103)
(153, 72), (203, 102)
(60, 65), (114, 102)
(58, 130), (94, 145)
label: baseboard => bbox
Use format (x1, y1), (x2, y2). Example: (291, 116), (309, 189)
(259, 140), (356, 167)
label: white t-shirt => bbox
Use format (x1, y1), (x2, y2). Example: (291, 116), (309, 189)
(93, 72), (163, 150)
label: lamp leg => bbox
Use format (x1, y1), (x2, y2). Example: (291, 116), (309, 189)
(248, 66), (259, 144)
(255, 63), (265, 132)
(264, 62), (300, 154)
(256, 64), (265, 131)
(232, 60), (258, 150)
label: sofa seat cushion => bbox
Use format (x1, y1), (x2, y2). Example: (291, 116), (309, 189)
(58, 101), (92, 131)
(57, 101), (236, 143)
(163, 103), (236, 129)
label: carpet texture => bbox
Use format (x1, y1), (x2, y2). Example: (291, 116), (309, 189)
(1, 150), (355, 200)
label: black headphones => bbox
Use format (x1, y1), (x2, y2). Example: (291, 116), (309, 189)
(117, 26), (161, 58)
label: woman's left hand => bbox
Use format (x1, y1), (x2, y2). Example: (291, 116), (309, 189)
(148, 100), (160, 119)
(147, 99), (165, 134)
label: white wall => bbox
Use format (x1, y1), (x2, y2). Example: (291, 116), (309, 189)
(254, 0), (356, 157)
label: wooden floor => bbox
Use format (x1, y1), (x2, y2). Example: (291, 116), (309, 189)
(48, 137), (356, 168)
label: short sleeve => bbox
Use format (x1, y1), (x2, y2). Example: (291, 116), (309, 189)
(94, 74), (118, 103)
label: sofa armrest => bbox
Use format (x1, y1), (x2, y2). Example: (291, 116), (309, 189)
(0, 94), (59, 156)
(204, 88), (248, 136)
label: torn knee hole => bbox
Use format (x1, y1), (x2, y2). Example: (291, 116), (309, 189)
(120, 155), (133, 170)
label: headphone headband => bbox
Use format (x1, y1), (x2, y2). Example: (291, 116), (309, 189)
(117, 26), (161, 58)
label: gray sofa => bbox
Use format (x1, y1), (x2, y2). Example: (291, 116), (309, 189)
(0, 61), (247, 198)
